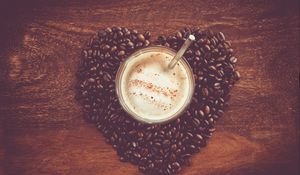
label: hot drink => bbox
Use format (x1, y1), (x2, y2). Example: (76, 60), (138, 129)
(116, 46), (195, 123)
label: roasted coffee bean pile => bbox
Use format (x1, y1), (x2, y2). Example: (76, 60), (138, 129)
(76, 27), (240, 175)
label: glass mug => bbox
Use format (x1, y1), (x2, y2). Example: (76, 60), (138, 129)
(115, 46), (195, 124)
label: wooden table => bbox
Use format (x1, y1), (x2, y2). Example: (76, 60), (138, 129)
(0, 0), (299, 174)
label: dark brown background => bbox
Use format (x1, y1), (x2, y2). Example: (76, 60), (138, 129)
(0, 0), (299, 175)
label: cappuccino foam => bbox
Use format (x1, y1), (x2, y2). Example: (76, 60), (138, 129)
(120, 51), (192, 121)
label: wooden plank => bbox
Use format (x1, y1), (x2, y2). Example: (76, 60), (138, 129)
(0, 0), (299, 174)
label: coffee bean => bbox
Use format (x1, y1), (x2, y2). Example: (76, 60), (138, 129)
(119, 156), (126, 162)
(196, 134), (203, 140)
(185, 49), (193, 56)
(202, 87), (209, 97)
(118, 50), (125, 57)
(144, 31), (151, 39)
(217, 32), (225, 41)
(176, 31), (183, 39)
(134, 152), (141, 159)
(110, 46), (117, 53)
(229, 56), (237, 64)
(164, 43), (170, 47)
(127, 41), (134, 49)
(144, 40), (150, 47)
(117, 31), (123, 37)
(139, 166), (146, 172)
(154, 142), (162, 147)
(132, 29), (138, 34)
(195, 50), (201, 56)
(98, 30), (106, 37)
(104, 52), (110, 59)
(182, 158), (191, 166)
(157, 36), (167, 44)
(103, 44), (110, 51)
(105, 27), (112, 33)
(192, 118), (201, 126)
(234, 71), (241, 80)
(148, 163), (154, 169)
(135, 42), (144, 48)
(198, 110), (205, 117)
(187, 132), (193, 138)
(181, 153), (191, 159)
(204, 44), (211, 51)
(88, 78), (95, 83)
(137, 34), (145, 42)
(163, 140), (171, 147)
(204, 105), (210, 115)
(76, 27), (239, 175)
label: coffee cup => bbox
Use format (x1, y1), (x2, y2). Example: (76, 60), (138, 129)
(115, 46), (195, 124)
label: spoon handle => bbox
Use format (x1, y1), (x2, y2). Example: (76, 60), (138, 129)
(168, 35), (195, 69)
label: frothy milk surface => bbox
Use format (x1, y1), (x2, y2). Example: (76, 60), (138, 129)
(120, 51), (191, 121)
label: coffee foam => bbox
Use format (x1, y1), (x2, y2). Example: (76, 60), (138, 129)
(121, 51), (191, 121)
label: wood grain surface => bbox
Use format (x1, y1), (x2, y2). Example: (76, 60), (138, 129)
(0, 0), (299, 175)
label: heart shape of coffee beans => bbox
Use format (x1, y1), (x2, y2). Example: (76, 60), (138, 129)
(76, 27), (240, 175)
